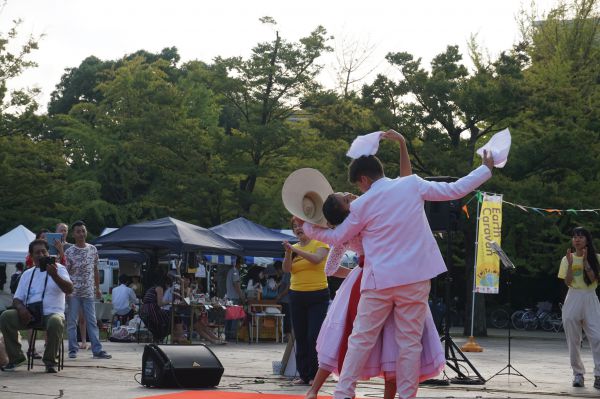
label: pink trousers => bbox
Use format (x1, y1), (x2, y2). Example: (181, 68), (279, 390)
(333, 280), (431, 399)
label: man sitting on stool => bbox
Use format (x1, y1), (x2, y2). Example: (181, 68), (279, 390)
(0, 239), (73, 373)
(111, 274), (137, 324)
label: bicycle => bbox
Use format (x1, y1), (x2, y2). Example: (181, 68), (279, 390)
(511, 301), (554, 330)
(541, 311), (563, 332)
(489, 308), (510, 329)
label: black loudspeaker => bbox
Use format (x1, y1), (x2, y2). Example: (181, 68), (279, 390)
(141, 344), (224, 388)
(424, 176), (461, 232)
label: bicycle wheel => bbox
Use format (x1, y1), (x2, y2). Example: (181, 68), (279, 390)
(555, 315), (563, 333)
(523, 310), (538, 330)
(546, 312), (563, 332)
(511, 310), (526, 330)
(491, 309), (509, 329)
(541, 313), (555, 331)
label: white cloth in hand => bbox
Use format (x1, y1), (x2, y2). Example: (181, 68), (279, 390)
(346, 131), (383, 159)
(476, 128), (511, 168)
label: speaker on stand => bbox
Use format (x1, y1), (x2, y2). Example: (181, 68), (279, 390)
(141, 344), (224, 388)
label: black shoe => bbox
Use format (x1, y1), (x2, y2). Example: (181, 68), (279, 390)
(2, 358), (26, 372)
(573, 374), (585, 387)
(93, 351), (112, 359)
(594, 376), (600, 389)
(46, 364), (58, 374)
(44, 361), (58, 373)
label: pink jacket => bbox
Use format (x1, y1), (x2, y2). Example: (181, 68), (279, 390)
(304, 165), (492, 291)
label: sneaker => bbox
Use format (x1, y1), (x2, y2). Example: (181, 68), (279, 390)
(93, 351), (112, 359)
(68, 351), (77, 359)
(43, 361), (58, 374)
(2, 358), (26, 372)
(573, 374), (585, 387)
(594, 376), (600, 389)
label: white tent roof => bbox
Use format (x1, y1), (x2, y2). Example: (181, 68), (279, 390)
(0, 225), (35, 263)
(100, 227), (118, 236)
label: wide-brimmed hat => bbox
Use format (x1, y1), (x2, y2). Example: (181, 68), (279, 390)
(281, 168), (334, 227)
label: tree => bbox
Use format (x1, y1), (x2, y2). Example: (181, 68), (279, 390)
(207, 18), (332, 214)
(0, 134), (66, 232)
(51, 55), (226, 228)
(331, 35), (379, 98)
(48, 47), (181, 115)
(499, 0), (600, 282)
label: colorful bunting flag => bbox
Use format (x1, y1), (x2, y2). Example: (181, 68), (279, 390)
(462, 205), (470, 219)
(461, 191), (600, 218)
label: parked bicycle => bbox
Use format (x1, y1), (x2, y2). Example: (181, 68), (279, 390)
(489, 307), (510, 329)
(511, 301), (555, 331)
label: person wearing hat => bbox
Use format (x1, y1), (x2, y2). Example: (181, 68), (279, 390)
(288, 130), (495, 399)
(282, 205), (330, 385)
(303, 130), (444, 399)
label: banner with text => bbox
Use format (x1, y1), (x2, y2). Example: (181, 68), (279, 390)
(475, 193), (503, 294)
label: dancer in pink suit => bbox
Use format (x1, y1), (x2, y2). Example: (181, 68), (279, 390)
(305, 130), (444, 399)
(301, 137), (494, 399)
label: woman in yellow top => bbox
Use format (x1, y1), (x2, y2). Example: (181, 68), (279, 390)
(558, 227), (600, 389)
(283, 217), (330, 385)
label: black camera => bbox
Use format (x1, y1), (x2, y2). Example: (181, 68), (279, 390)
(38, 256), (56, 272)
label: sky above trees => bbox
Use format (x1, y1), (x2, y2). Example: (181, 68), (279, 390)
(3, 0), (556, 110)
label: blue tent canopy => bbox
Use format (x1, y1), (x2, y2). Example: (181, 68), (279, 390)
(209, 217), (297, 257)
(93, 217), (243, 256)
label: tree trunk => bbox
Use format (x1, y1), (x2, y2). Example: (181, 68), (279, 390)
(239, 174), (257, 213)
(261, 31), (280, 125)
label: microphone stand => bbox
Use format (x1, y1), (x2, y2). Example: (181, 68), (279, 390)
(486, 242), (536, 387)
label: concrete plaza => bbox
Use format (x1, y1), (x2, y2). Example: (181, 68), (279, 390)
(0, 327), (598, 399)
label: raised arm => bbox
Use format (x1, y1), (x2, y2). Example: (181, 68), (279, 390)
(419, 150), (494, 201)
(381, 129), (412, 177)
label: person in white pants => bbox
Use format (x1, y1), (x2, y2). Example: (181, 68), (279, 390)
(558, 227), (600, 389)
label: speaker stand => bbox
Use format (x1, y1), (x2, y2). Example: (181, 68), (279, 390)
(441, 228), (485, 385)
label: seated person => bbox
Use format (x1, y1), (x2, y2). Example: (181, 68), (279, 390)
(169, 276), (225, 345)
(140, 275), (171, 343)
(193, 304), (226, 345)
(129, 275), (142, 298)
(111, 274), (137, 323)
(262, 275), (278, 299)
(0, 239), (73, 373)
(245, 267), (263, 299)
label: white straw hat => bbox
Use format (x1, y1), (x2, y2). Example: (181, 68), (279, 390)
(281, 168), (334, 227)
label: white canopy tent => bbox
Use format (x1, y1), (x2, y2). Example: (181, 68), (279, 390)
(0, 225), (35, 263)
(0, 225), (35, 295)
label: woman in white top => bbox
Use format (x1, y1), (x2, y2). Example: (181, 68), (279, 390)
(558, 227), (600, 389)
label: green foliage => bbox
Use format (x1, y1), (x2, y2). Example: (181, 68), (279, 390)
(206, 21), (333, 214)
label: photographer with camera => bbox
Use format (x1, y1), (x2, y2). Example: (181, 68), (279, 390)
(0, 239), (73, 373)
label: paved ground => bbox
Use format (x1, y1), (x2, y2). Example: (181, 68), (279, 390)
(0, 327), (599, 399)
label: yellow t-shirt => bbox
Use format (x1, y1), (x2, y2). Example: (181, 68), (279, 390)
(558, 254), (600, 290)
(290, 240), (329, 292)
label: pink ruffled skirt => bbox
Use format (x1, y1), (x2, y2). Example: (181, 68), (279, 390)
(316, 267), (445, 381)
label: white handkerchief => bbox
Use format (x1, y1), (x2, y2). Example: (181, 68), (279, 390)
(476, 128), (511, 168)
(346, 131), (383, 159)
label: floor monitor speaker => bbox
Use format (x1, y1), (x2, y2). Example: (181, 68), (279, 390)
(141, 344), (224, 388)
